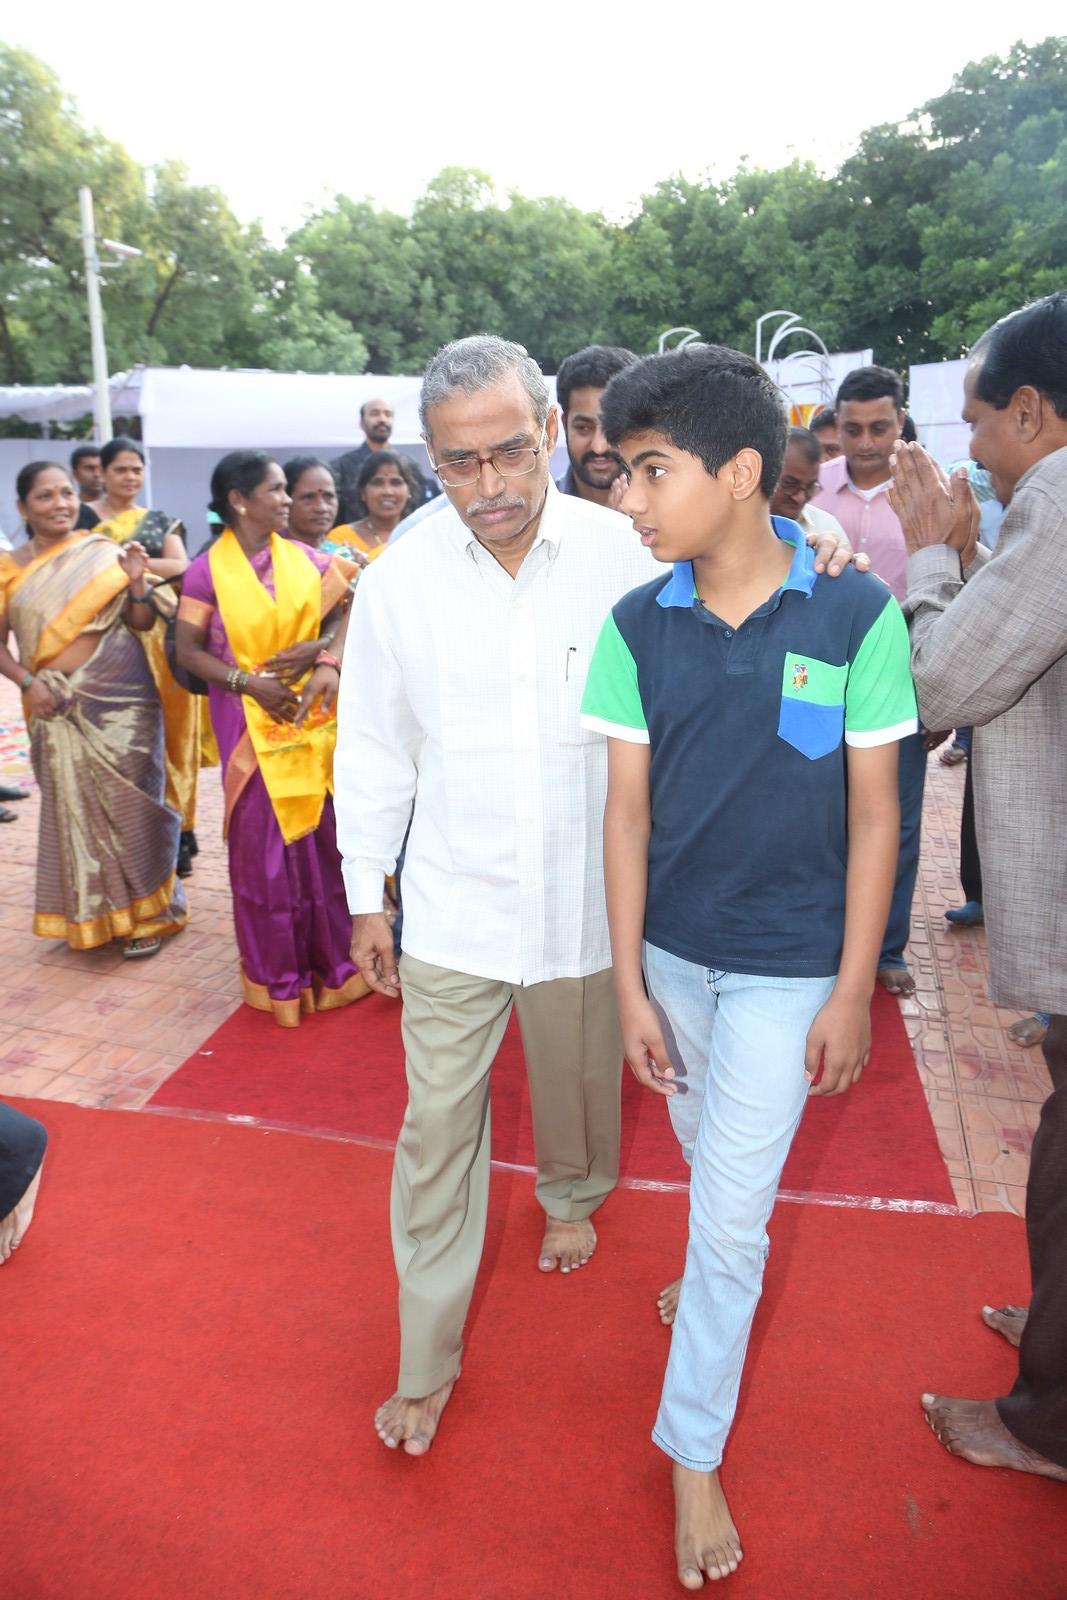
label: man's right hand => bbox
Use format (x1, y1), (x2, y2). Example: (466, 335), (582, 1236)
(617, 992), (677, 1096)
(351, 912), (401, 997)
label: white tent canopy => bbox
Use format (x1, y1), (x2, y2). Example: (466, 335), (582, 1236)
(139, 368), (437, 448)
(0, 356), (972, 461)
(0, 366), (564, 448)
(0, 370), (144, 427)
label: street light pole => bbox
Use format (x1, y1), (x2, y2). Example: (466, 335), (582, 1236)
(79, 185), (112, 444)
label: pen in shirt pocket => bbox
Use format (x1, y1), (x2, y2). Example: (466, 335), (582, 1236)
(565, 646), (577, 681)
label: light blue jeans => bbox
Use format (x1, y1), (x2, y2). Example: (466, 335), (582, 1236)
(644, 942), (836, 1471)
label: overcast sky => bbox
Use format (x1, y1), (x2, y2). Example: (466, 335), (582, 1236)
(8, 6), (1064, 234)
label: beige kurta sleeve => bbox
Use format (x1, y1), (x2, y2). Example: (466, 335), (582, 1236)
(902, 479), (1067, 731)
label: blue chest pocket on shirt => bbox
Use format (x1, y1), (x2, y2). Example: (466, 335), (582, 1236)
(778, 653), (846, 761)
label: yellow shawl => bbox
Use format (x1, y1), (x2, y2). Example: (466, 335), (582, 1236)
(208, 529), (339, 845)
(0, 533), (128, 669)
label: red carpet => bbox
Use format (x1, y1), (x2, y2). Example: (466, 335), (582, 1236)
(3, 1098), (1059, 1600)
(152, 987), (955, 1203)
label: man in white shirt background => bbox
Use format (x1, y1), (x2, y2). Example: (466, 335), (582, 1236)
(769, 425), (845, 540)
(335, 335), (862, 1458)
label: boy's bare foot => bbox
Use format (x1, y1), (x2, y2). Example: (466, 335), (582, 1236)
(981, 1303), (1028, 1348)
(374, 1374), (457, 1456)
(658, 1276), (682, 1326)
(538, 1216), (596, 1273)
(0, 1164), (43, 1264)
(673, 1463), (743, 1587)
(920, 1395), (1067, 1481)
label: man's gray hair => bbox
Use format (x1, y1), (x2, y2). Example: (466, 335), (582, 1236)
(419, 335), (550, 434)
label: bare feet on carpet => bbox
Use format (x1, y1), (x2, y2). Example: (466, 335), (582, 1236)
(538, 1216), (596, 1273)
(877, 965), (915, 997)
(673, 1464), (743, 1587)
(658, 1276), (682, 1326)
(0, 1163), (43, 1264)
(375, 1374), (458, 1456)
(920, 1395), (1067, 1481)
(981, 1303), (1029, 1349)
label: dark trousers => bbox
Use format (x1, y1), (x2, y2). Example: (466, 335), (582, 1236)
(959, 756), (983, 905)
(880, 731), (927, 968)
(0, 1101), (47, 1215)
(997, 1014), (1067, 1466)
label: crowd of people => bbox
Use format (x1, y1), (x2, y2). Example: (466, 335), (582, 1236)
(1, 292), (1065, 1586)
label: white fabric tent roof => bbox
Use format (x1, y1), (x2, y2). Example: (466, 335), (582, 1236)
(0, 358), (971, 460)
(0, 371), (143, 425)
(0, 366), (559, 448)
(138, 368), (438, 448)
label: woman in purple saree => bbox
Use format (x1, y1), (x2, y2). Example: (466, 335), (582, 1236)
(176, 452), (368, 1027)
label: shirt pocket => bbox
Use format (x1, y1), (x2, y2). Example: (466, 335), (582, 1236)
(777, 653), (846, 761)
(559, 646), (598, 745)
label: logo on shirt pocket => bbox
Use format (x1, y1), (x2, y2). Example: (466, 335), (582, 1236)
(778, 653), (846, 761)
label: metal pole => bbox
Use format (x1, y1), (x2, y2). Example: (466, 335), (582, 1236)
(79, 185), (112, 443)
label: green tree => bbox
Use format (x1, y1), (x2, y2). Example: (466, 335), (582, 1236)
(3, 35), (1066, 386)
(0, 43), (142, 382)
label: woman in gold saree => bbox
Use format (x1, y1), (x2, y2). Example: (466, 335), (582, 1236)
(175, 451), (368, 1027)
(89, 435), (201, 878)
(0, 462), (187, 958)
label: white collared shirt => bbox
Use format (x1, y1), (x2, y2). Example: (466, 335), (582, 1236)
(334, 482), (657, 985)
(798, 503), (845, 539)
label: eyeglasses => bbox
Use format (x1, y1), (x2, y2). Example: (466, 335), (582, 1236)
(429, 423), (547, 487)
(778, 475), (820, 501)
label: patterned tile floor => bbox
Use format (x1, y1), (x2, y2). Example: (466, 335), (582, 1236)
(0, 678), (1051, 1213)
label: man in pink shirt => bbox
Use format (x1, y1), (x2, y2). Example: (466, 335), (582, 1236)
(811, 366), (928, 996)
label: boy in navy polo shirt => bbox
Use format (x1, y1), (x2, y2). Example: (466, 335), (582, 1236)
(580, 346), (916, 1588)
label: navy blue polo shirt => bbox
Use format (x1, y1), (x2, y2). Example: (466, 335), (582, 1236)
(580, 518), (917, 977)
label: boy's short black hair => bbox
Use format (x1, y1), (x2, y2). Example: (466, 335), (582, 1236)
(835, 365), (905, 410)
(70, 443), (101, 469)
(809, 407), (836, 433)
(599, 344), (787, 497)
(555, 345), (638, 416)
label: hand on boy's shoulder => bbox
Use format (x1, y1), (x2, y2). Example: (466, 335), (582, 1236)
(806, 528), (871, 579)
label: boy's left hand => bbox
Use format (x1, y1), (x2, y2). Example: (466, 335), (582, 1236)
(805, 993), (871, 1096)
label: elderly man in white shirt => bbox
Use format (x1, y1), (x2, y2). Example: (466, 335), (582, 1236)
(335, 336), (861, 1457)
(770, 425), (845, 542)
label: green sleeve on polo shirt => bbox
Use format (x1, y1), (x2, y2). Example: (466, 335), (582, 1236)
(580, 613), (650, 743)
(844, 596), (918, 746)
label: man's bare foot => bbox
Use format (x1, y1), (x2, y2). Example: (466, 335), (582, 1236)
(920, 1394), (1067, 1481)
(374, 1373), (458, 1456)
(1007, 1015), (1048, 1047)
(981, 1304), (1028, 1349)
(0, 1164), (43, 1264)
(538, 1216), (596, 1274)
(878, 965), (916, 997)
(658, 1276), (682, 1326)
(673, 1463), (743, 1587)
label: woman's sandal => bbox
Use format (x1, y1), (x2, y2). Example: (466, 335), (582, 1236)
(123, 936), (162, 960)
